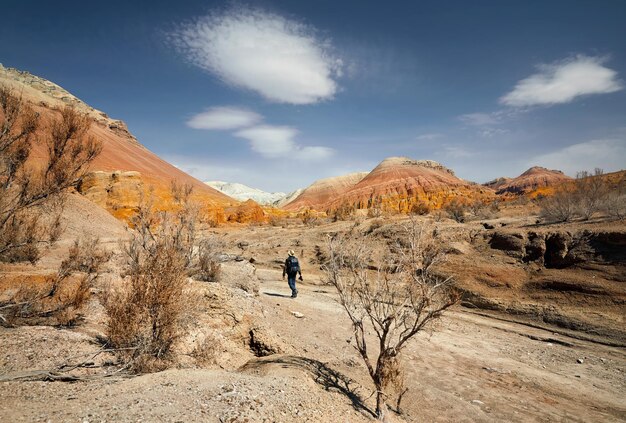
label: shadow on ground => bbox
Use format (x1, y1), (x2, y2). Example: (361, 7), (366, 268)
(240, 354), (375, 417)
(263, 292), (293, 298)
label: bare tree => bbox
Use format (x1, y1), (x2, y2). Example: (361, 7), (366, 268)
(323, 219), (459, 419)
(575, 168), (609, 220)
(0, 86), (102, 262)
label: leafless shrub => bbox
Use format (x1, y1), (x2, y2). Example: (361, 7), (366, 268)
(0, 237), (109, 327)
(323, 218), (459, 419)
(192, 236), (222, 282)
(331, 203), (355, 222)
(410, 202), (431, 216)
(190, 333), (220, 367)
(367, 206), (383, 218)
(575, 168), (609, 219)
(604, 174), (626, 219)
(538, 186), (578, 222)
(539, 168), (616, 222)
(468, 199), (498, 220)
(170, 180), (194, 204)
(104, 194), (201, 373)
(443, 198), (467, 223)
(0, 86), (102, 263)
(299, 209), (318, 226)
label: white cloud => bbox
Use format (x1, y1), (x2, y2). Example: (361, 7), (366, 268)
(187, 106), (262, 130)
(234, 124), (334, 160)
(296, 146), (334, 160)
(235, 125), (298, 158)
(529, 139), (626, 175)
(416, 133), (443, 141)
(171, 8), (342, 104)
(501, 55), (623, 107)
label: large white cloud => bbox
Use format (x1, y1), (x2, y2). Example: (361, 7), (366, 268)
(171, 8), (342, 104)
(501, 55), (623, 107)
(187, 106), (261, 130)
(529, 139), (626, 175)
(234, 124), (334, 160)
(235, 125), (297, 158)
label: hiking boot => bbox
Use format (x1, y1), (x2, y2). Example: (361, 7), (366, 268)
(291, 291), (298, 298)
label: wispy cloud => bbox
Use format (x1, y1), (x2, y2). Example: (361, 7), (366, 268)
(442, 145), (476, 159)
(416, 133), (443, 141)
(529, 139), (626, 175)
(459, 113), (499, 126)
(478, 127), (510, 138)
(171, 8), (342, 104)
(235, 124), (334, 160)
(501, 55), (623, 107)
(187, 106), (261, 130)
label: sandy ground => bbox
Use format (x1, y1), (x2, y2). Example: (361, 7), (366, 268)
(1, 268), (624, 422)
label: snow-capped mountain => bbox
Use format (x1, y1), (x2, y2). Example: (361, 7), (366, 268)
(205, 181), (287, 205)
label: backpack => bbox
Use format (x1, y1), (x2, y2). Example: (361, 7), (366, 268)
(286, 256), (300, 274)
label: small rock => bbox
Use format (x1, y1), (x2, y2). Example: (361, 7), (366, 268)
(577, 358), (584, 364)
(471, 400), (485, 406)
(291, 311), (305, 318)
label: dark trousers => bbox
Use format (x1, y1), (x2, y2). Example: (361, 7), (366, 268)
(287, 273), (298, 295)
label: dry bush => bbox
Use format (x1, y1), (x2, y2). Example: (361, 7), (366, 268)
(0, 86), (102, 263)
(468, 199), (498, 220)
(575, 169), (610, 219)
(443, 198), (467, 223)
(604, 174), (626, 219)
(104, 194), (202, 372)
(539, 186), (578, 222)
(299, 209), (318, 226)
(367, 206), (383, 218)
(0, 237), (109, 327)
(191, 236), (222, 282)
(331, 203), (356, 222)
(410, 202), (431, 216)
(190, 333), (220, 367)
(539, 168), (616, 222)
(323, 218), (459, 419)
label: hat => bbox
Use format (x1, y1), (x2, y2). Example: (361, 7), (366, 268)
(288, 250), (295, 256)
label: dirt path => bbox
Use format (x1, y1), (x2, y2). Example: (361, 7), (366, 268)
(1, 266), (624, 422)
(256, 269), (626, 422)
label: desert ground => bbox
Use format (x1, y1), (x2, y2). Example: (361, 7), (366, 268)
(1, 197), (625, 423)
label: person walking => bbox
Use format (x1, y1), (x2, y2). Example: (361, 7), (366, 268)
(282, 250), (302, 298)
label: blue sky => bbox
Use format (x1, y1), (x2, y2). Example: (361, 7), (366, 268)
(2, 0), (625, 192)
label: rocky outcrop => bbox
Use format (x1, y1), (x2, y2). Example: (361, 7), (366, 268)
(282, 172), (368, 211)
(77, 171), (144, 220)
(228, 200), (266, 223)
(492, 166), (572, 195)
(485, 229), (626, 268)
(326, 157), (493, 213)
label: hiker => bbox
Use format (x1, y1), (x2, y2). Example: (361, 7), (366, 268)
(282, 250), (303, 298)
